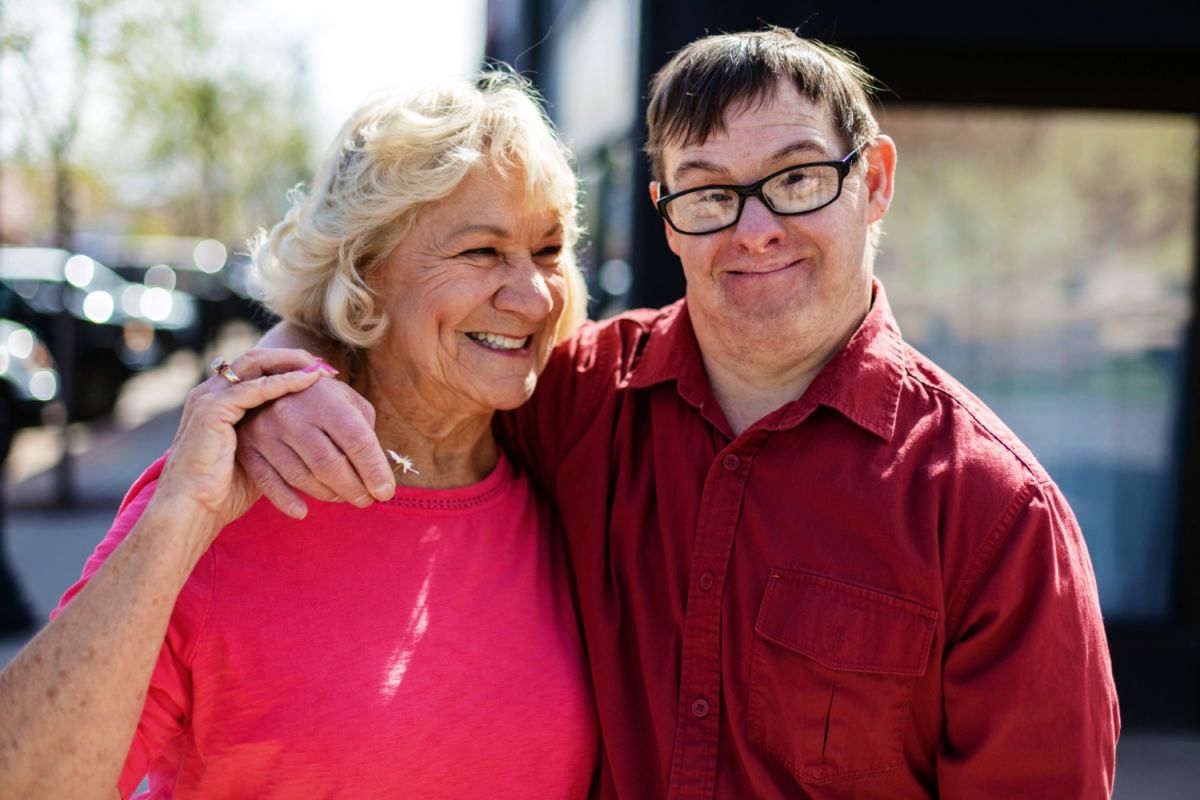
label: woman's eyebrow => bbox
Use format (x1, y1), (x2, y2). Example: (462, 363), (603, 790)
(448, 224), (510, 239)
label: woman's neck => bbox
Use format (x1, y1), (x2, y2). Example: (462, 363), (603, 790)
(354, 358), (499, 489)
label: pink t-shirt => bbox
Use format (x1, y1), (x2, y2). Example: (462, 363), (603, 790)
(55, 451), (598, 798)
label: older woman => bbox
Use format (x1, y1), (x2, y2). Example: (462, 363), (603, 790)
(0, 72), (596, 798)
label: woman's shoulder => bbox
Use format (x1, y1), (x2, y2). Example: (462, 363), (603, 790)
(52, 452), (216, 659)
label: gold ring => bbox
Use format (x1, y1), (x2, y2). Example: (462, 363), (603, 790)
(211, 356), (242, 384)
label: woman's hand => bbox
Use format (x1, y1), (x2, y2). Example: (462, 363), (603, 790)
(0, 347), (332, 800)
(153, 349), (332, 540)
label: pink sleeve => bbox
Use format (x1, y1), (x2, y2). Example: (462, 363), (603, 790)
(51, 453), (214, 799)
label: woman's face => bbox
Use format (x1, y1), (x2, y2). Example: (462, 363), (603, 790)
(368, 165), (569, 416)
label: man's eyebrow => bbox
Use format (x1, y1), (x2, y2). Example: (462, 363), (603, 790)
(670, 158), (727, 183)
(670, 139), (832, 185)
(767, 139), (831, 163)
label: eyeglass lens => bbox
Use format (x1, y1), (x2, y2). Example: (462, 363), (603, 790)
(665, 163), (844, 233)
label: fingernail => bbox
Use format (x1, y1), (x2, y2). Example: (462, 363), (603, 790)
(373, 483), (395, 500)
(301, 363), (325, 373)
(320, 363), (339, 375)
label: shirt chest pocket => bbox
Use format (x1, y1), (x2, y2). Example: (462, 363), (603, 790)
(747, 570), (937, 786)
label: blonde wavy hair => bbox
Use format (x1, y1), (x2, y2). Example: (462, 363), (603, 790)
(252, 71), (587, 351)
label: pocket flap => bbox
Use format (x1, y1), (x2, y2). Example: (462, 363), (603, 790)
(755, 570), (937, 676)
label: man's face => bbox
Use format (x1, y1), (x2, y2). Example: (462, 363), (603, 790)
(652, 81), (895, 368)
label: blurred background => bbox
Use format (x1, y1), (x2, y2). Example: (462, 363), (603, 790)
(3, 0), (1199, 794)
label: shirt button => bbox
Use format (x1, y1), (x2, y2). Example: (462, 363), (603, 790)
(691, 697), (710, 718)
(698, 571), (715, 591)
(722, 454), (740, 471)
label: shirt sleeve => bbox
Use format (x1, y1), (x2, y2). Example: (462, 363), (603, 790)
(50, 453), (214, 800)
(937, 478), (1120, 798)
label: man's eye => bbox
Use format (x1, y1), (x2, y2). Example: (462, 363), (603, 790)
(696, 189), (735, 205)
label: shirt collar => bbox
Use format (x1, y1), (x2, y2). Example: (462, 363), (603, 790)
(627, 298), (691, 388)
(626, 280), (907, 442)
(784, 280), (907, 441)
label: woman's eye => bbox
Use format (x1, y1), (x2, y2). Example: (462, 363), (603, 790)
(462, 247), (498, 257)
(536, 245), (563, 259)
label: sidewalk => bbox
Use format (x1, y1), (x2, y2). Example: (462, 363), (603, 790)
(2, 401), (1198, 797)
(1, 404), (184, 645)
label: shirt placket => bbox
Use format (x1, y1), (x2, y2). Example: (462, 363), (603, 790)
(666, 435), (761, 799)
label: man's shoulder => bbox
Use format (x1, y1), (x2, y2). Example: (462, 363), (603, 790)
(501, 302), (685, 483)
(894, 340), (1050, 490)
(547, 301), (684, 380)
(571, 302), (681, 351)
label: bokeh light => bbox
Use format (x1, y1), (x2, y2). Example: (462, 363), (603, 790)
(64, 254), (95, 288)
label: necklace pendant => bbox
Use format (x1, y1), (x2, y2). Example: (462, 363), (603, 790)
(385, 449), (420, 476)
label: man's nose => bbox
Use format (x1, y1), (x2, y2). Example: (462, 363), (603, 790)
(731, 195), (787, 251)
(496, 256), (554, 320)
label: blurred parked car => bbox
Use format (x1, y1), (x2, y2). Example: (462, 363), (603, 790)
(0, 246), (201, 421)
(0, 317), (60, 457)
(77, 233), (277, 337)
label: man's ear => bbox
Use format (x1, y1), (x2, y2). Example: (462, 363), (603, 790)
(649, 182), (682, 256)
(864, 134), (897, 225)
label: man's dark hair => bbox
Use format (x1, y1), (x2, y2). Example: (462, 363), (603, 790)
(645, 27), (882, 183)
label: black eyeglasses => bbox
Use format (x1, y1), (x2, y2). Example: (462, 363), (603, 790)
(655, 149), (861, 235)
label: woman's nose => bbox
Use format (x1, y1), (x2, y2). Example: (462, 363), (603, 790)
(496, 256), (554, 320)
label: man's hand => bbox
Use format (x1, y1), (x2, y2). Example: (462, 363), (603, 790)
(236, 376), (396, 519)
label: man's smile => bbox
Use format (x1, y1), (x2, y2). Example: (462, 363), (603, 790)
(723, 258), (806, 277)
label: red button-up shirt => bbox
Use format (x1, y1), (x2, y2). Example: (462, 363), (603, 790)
(499, 282), (1119, 799)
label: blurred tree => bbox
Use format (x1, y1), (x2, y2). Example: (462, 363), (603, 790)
(2, 0), (313, 243)
(116, 0), (313, 241)
(0, 0), (313, 514)
(1, 0), (127, 248)
(1, 0), (135, 506)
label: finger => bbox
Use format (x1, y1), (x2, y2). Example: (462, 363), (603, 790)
(321, 387), (395, 502)
(232, 377), (377, 505)
(266, 381), (384, 505)
(225, 347), (338, 383)
(236, 444), (310, 520)
(236, 429), (342, 503)
(291, 431), (378, 508)
(324, 418), (395, 502)
(220, 369), (325, 414)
